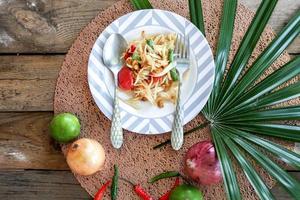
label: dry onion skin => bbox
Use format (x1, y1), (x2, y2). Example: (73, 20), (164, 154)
(66, 138), (106, 176)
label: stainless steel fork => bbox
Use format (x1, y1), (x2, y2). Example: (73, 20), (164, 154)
(171, 34), (190, 150)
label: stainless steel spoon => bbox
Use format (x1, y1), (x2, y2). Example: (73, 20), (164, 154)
(103, 33), (128, 149)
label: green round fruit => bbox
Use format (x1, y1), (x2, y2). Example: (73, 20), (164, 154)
(170, 184), (203, 200)
(49, 113), (81, 143)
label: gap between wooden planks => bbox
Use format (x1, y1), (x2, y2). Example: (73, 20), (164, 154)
(0, 55), (66, 169)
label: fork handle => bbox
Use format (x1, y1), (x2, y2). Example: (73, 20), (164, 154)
(110, 88), (123, 149)
(171, 81), (184, 150)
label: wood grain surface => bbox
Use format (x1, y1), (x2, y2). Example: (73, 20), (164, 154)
(0, 170), (299, 200)
(0, 0), (118, 53)
(0, 170), (91, 199)
(0, 0), (299, 54)
(0, 55), (63, 79)
(0, 112), (68, 170)
(0, 55), (62, 111)
(0, 0), (299, 199)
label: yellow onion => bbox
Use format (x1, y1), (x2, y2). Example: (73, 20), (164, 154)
(66, 138), (105, 176)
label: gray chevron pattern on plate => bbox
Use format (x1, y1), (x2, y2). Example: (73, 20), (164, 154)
(88, 9), (215, 134)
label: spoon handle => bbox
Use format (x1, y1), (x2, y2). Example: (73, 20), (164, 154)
(171, 81), (184, 150)
(110, 88), (123, 149)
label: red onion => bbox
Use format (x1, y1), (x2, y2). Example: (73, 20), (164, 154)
(184, 141), (222, 185)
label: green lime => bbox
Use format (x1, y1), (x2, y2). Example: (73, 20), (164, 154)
(49, 113), (81, 143)
(170, 184), (203, 200)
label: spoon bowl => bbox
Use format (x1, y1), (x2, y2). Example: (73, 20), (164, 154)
(103, 34), (128, 75)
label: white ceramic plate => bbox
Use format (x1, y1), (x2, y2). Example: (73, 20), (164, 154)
(88, 9), (215, 134)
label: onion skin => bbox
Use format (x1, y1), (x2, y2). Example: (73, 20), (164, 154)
(66, 138), (105, 176)
(184, 141), (222, 185)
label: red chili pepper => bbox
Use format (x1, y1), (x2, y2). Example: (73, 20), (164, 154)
(134, 184), (154, 200)
(158, 177), (180, 200)
(120, 178), (153, 200)
(152, 76), (163, 83)
(94, 180), (111, 200)
(146, 74), (164, 84)
(130, 44), (136, 52)
(124, 44), (137, 60)
(124, 53), (130, 60)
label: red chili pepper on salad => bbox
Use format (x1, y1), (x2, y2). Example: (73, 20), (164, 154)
(152, 76), (163, 83)
(158, 177), (180, 200)
(94, 180), (111, 200)
(147, 73), (164, 84)
(130, 44), (136, 52)
(124, 44), (137, 60)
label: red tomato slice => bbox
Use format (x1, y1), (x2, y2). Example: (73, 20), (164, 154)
(118, 67), (134, 91)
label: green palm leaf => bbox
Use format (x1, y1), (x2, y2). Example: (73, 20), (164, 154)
(227, 123), (300, 142)
(222, 126), (300, 169)
(213, 0), (278, 113)
(215, 10), (300, 115)
(205, 0), (237, 116)
(130, 0), (153, 10)
(225, 129), (300, 199)
(219, 57), (300, 118)
(221, 106), (300, 122)
(212, 126), (242, 200)
(225, 81), (300, 117)
(189, 0), (205, 35)
(253, 81), (300, 108)
(220, 127), (275, 200)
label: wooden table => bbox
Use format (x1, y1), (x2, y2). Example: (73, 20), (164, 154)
(0, 0), (299, 199)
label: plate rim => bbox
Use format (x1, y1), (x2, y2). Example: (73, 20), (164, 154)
(87, 9), (215, 135)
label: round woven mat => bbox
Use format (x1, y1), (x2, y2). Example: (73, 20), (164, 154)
(54, 0), (297, 199)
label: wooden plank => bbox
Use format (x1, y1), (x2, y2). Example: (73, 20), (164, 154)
(0, 112), (69, 170)
(0, 0), (118, 53)
(0, 170), (299, 199)
(0, 0), (299, 54)
(0, 55), (63, 111)
(0, 170), (91, 199)
(0, 55), (63, 80)
(0, 79), (55, 111)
